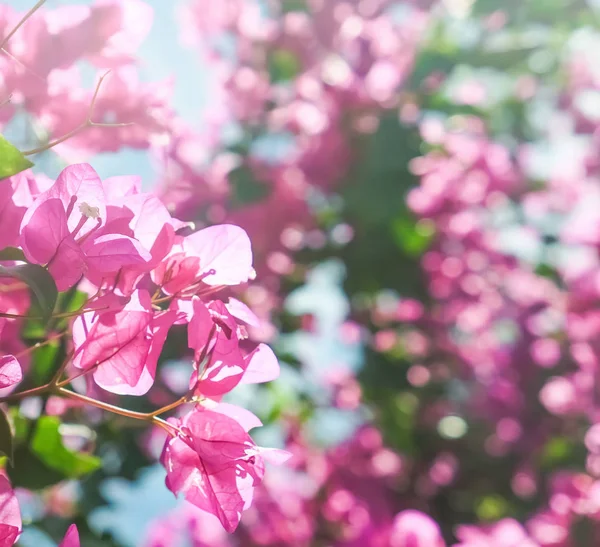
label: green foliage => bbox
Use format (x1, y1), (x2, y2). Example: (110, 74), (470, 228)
(9, 446), (66, 490)
(228, 166), (270, 208)
(268, 49), (301, 83)
(540, 436), (574, 468)
(31, 416), (101, 478)
(0, 262), (58, 322)
(391, 213), (434, 257)
(0, 135), (33, 179)
(0, 247), (26, 262)
(0, 408), (13, 465)
(475, 495), (509, 521)
(31, 339), (61, 383)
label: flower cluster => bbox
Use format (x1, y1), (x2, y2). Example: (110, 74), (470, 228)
(0, 163), (288, 541)
(159, 0), (432, 301)
(0, 1), (171, 160)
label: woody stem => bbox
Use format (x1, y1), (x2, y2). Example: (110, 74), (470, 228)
(57, 387), (155, 421)
(0, 0), (47, 50)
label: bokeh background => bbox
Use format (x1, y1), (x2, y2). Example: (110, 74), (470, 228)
(7, 0), (600, 545)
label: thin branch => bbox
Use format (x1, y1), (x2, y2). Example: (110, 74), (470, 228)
(57, 387), (154, 421)
(57, 388), (185, 434)
(149, 395), (190, 417)
(0, 306), (108, 321)
(0, 383), (50, 404)
(152, 417), (177, 436)
(0, 0), (47, 50)
(49, 348), (74, 386)
(0, 94), (12, 108)
(22, 124), (85, 156)
(0, 48), (44, 82)
(21, 71), (134, 157)
(14, 330), (67, 359)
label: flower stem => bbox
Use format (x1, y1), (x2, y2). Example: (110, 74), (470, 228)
(0, 383), (50, 404)
(0, 306), (107, 322)
(15, 330), (67, 359)
(21, 71), (133, 157)
(57, 387), (154, 421)
(0, 0), (47, 50)
(149, 395), (189, 417)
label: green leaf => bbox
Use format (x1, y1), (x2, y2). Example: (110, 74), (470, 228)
(31, 416), (101, 478)
(0, 408), (13, 465)
(268, 50), (301, 83)
(7, 408), (28, 443)
(0, 247), (26, 262)
(280, 0), (308, 13)
(390, 214), (434, 257)
(8, 446), (65, 490)
(228, 166), (270, 209)
(540, 436), (573, 468)
(475, 495), (509, 521)
(0, 135), (33, 179)
(0, 263), (57, 322)
(31, 340), (61, 383)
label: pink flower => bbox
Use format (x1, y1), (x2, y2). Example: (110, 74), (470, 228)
(161, 407), (290, 532)
(188, 298), (278, 397)
(20, 164), (150, 291)
(85, 181), (184, 295)
(72, 290), (176, 395)
(0, 475), (21, 547)
(58, 524), (80, 547)
(390, 510), (446, 547)
(454, 519), (539, 547)
(188, 298), (244, 397)
(0, 356), (22, 389)
(0, 171), (50, 251)
(153, 224), (254, 296)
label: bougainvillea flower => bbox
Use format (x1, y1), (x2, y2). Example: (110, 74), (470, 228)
(187, 297), (279, 396)
(188, 298), (247, 397)
(0, 355), (22, 389)
(152, 224), (253, 296)
(0, 171), (51, 251)
(454, 518), (538, 547)
(161, 408), (290, 532)
(202, 401), (263, 432)
(86, 191), (185, 294)
(72, 290), (176, 395)
(182, 224), (253, 286)
(390, 510), (446, 547)
(240, 343), (279, 385)
(58, 524), (80, 547)
(20, 164), (151, 290)
(0, 475), (21, 547)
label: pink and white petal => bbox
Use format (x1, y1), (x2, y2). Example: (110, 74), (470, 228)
(188, 297), (213, 353)
(103, 175), (141, 198)
(74, 290), (151, 372)
(207, 402), (262, 432)
(20, 198), (70, 265)
(58, 524), (80, 547)
(255, 447), (292, 466)
(169, 298), (194, 325)
(84, 233), (152, 273)
(47, 164), (107, 236)
(184, 224), (253, 286)
(241, 344), (279, 385)
(225, 298), (260, 327)
(92, 330), (152, 393)
(0, 476), (21, 534)
(0, 356), (22, 389)
(0, 524), (19, 546)
(48, 236), (87, 291)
